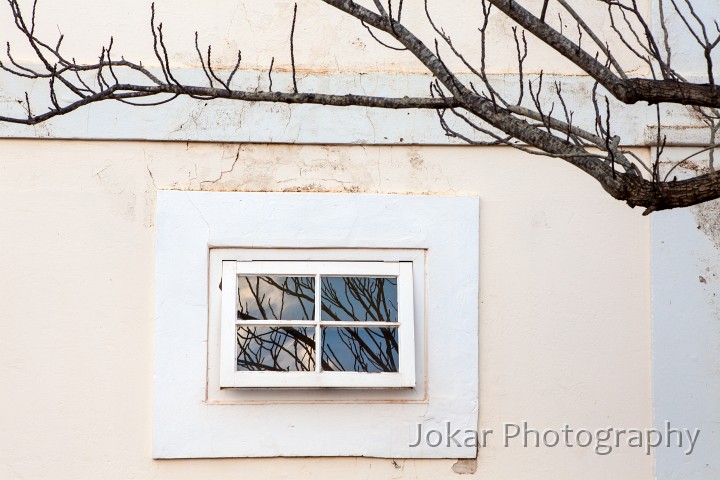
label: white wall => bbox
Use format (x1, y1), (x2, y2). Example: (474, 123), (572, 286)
(652, 172), (720, 479)
(0, 0), (706, 145)
(0, 141), (652, 479)
(0, 0), (717, 478)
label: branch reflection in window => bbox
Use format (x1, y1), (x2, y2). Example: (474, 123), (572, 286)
(321, 277), (397, 322)
(236, 326), (316, 371)
(237, 276), (315, 321)
(322, 327), (398, 372)
(235, 275), (399, 373)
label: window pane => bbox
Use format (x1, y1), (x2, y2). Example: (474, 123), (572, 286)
(236, 326), (316, 371)
(321, 327), (398, 372)
(320, 277), (398, 322)
(237, 276), (315, 321)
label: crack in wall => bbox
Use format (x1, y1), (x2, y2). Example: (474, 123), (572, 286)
(199, 146), (242, 189)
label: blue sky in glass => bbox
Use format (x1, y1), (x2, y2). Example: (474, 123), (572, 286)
(320, 276), (398, 322)
(237, 276), (315, 321)
(321, 327), (398, 372)
(235, 275), (400, 374)
(236, 326), (315, 371)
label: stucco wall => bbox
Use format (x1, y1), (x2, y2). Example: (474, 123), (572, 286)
(0, 0), (704, 145)
(0, 140), (651, 479)
(1, 1), (718, 478)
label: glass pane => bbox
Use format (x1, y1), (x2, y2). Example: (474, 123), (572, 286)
(237, 276), (315, 321)
(236, 326), (316, 371)
(320, 277), (398, 322)
(321, 327), (398, 372)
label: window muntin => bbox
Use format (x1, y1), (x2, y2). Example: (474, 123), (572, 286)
(220, 260), (415, 388)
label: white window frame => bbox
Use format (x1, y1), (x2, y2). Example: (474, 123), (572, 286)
(220, 260), (415, 388)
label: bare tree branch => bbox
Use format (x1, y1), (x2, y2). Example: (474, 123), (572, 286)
(1, 0), (720, 214)
(489, 0), (720, 107)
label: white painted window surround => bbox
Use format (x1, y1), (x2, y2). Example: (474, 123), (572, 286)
(154, 191), (479, 458)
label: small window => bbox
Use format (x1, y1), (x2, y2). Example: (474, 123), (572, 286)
(220, 260), (415, 388)
(155, 192), (478, 459)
